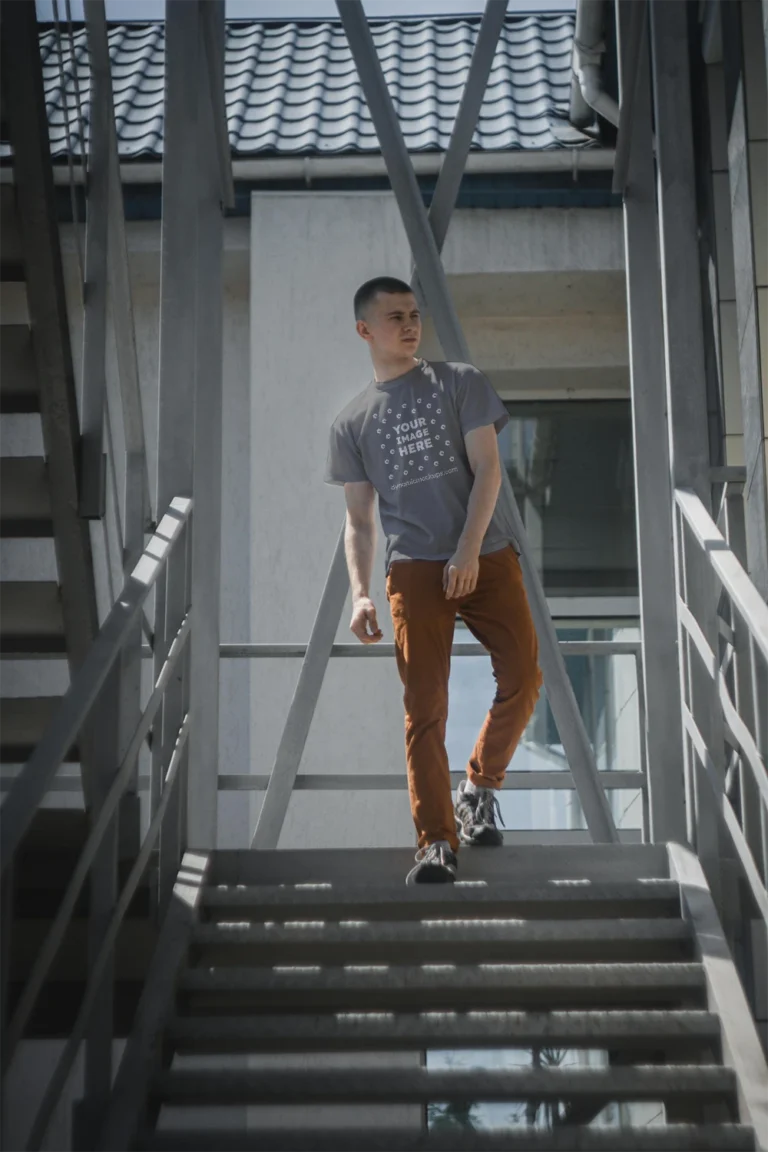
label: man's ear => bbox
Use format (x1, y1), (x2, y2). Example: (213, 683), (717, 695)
(356, 319), (372, 343)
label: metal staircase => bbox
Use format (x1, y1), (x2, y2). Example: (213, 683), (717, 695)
(100, 843), (765, 1151)
(1, 2), (768, 1150)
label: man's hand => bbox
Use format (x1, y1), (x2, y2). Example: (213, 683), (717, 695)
(350, 596), (383, 644)
(443, 545), (480, 599)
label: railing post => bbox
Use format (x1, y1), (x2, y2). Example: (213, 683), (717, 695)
(0, 862), (13, 1150)
(73, 662), (121, 1150)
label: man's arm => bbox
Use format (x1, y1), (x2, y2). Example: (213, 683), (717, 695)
(344, 481), (383, 644)
(444, 424), (502, 599)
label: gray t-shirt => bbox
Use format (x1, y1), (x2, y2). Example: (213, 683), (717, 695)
(324, 358), (517, 571)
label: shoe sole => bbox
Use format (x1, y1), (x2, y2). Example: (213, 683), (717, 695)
(405, 861), (457, 886)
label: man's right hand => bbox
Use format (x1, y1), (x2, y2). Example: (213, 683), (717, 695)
(350, 596), (383, 645)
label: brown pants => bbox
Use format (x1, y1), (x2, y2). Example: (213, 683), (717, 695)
(386, 545), (542, 852)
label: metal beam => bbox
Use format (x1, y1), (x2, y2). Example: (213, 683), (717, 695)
(251, 526), (350, 849)
(650, 0), (728, 903)
(154, 0), (200, 871)
(411, 0), (507, 279)
(616, 0), (686, 844)
(612, 0), (647, 195)
(187, 0), (226, 851)
(337, 0), (618, 845)
(201, 0), (235, 211)
(80, 0), (110, 520)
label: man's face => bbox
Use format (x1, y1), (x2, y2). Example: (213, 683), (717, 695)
(357, 291), (422, 357)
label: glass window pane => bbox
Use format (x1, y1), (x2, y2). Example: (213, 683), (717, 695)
(499, 401), (637, 596)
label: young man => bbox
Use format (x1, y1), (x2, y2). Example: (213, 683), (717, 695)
(325, 276), (542, 885)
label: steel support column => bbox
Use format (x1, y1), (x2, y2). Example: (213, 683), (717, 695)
(187, 0), (226, 851)
(338, 0), (617, 844)
(616, 0), (686, 844)
(155, 0), (200, 882)
(650, 0), (727, 898)
(79, 3), (109, 521)
(721, 0), (768, 600)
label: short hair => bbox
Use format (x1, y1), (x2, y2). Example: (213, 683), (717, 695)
(354, 276), (414, 321)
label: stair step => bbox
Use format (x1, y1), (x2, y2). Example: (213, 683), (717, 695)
(0, 581), (64, 654)
(210, 844), (670, 887)
(201, 880), (683, 922)
(151, 1064), (736, 1108)
(179, 962), (706, 1012)
(192, 919), (693, 966)
(0, 696), (77, 762)
(140, 1125), (757, 1152)
(0, 281), (29, 324)
(168, 1007), (721, 1056)
(0, 457), (52, 537)
(0, 325), (38, 413)
(0, 186), (23, 268)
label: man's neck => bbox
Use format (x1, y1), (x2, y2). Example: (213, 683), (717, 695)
(371, 352), (420, 384)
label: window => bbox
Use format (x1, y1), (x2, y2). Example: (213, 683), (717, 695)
(499, 401), (637, 597)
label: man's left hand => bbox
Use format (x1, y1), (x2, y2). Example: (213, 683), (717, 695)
(443, 545), (480, 599)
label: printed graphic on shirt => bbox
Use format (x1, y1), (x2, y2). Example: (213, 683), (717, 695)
(372, 392), (456, 490)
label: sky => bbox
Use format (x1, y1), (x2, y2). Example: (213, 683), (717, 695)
(36, 0), (576, 21)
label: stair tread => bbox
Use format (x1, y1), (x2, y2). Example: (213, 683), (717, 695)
(201, 879), (682, 921)
(0, 325), (38, 413)
(153, 1063), (736, 1105)
(168, 1007), (722, 1053)
(0, 457), (52, 536)
(180, 961), (706, 1012)
(193, 918), (692, 966)
(140, 1125), (757, 1152)
(0, 695), (78, 761)
(0, 580), (64, 652)
(210, 844), (670, 887)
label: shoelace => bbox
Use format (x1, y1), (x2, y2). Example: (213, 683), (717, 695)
(475, 789), (506, 828)
(414, 842), (451, 864)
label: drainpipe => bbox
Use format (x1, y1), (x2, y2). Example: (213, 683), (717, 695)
(570, 0), (620, 129)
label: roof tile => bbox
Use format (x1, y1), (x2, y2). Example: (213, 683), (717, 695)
(9, 13), (588, 161)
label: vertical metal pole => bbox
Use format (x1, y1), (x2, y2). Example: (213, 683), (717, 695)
(338, 0), (618, 844)
(0, 863), (13, 1151)
(616, 0), (686, 844)
(721, 0), (768, 600)
(154, 0), (200, 894)
(75, 664), (121, 1149)
(187, 0), (226, 851)
(79, 4), (109, 521)
(650, 0), (726, 896)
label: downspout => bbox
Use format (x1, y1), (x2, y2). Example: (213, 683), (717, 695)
(570, 0), (620, 129)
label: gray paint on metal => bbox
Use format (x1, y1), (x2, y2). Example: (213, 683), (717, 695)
(187, 0), (227, 851)
(616, 0), (686, 844)
(251, 525), (350, 849)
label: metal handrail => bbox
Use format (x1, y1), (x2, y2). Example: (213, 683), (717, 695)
(0, 497), (192, 1148)
(0, 498), (191, 874)
(674, 487), (768, 925)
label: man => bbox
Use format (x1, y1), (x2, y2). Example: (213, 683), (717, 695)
(325, 276), (542, 885)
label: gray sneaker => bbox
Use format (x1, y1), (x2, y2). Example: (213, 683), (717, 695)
(405, 842), (458, 885)
(455, 779), (505, 846)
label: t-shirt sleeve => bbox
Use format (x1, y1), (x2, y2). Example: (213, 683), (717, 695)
(324, 419), (369, 486)
(454, 364), (509, 436)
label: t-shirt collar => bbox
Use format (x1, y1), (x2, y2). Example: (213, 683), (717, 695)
(373, 358), (425, 390)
